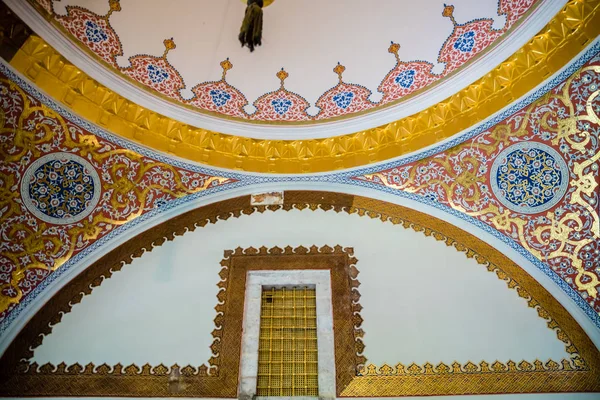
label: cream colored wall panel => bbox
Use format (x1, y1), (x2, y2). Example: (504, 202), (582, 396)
(33, 209), (568, 367)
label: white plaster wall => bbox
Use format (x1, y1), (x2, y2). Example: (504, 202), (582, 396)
(33, 208), (569, 367)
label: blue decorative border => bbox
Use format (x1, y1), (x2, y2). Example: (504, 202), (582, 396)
(1, 36), (599, 337)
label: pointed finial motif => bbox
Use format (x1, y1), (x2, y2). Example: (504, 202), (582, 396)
(388, 41), (401, 63)
(106, 0), (121, 18)
(163, 38), (176, 58)
(333, 62), (346, 83)
(220, 58), (233, 80)
(442, 4), (457, 26)
(276, 68), (288, 87)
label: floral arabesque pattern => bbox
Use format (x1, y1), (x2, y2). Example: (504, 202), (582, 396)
(355, 55), (600, 314)
(0, 73), (236, 320)
(54, 5), (123, 68)
(251, 69), (311, 122)
(33, 0), (538, 123)
(188, 59), (249, 119)
(378, 43), (439, 105)
(120, 39), (185, 102)
(437, 4), (503, 75)
(33, 0), (54, 14)
(499, 0), (537, 29)
(315, 63), (375, 120)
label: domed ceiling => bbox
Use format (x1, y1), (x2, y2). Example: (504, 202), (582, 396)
(1, 0), (600, 397)
(14, 0), (562, 138)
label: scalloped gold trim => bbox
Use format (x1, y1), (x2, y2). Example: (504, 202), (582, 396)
(8, 1), (600, 173)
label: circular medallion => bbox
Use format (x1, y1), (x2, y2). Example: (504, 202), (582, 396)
(21, 153), (101, 224)
(491, 142), (569, 214)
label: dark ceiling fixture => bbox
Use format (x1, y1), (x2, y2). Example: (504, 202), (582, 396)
(239, 0), (263, 52)
(0, 2), (32, 62)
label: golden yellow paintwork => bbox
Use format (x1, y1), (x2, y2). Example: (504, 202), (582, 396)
(362, 67), (600, 299)
(0, 79), (230, 314)
(9, 0), (600, 173)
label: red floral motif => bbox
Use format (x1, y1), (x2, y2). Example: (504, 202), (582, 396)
(354, 54), (600, 313)
(120, 39), (185, 101)
(315, 64), (375, 120)
(188, 59), (249, 118)
(499, 0), (537, 28)
(40, 0), (537, 122)
(0, 71), (236, 321)
(378, 43), (438, 105)
(17, 268), (50, 300)
(438, 5), (503, 75)
(251, 69), (311, 121)
(190, 80), (248, 118)
(54, 6), (122, 68)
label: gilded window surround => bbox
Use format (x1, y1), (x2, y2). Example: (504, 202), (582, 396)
(6, 0), (600, 173)
(0, 191), (598, 397)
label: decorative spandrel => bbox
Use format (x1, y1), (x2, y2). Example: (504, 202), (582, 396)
(355, 53), (600, 317)
(0, 69), (236, 320)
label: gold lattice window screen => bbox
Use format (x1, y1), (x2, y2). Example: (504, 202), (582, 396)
(257, 286), (319, 396)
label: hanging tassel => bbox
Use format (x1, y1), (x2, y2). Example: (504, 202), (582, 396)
(239, 0), (263, 52)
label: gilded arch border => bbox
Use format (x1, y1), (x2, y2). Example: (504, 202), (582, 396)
(0, 191), (598, 397)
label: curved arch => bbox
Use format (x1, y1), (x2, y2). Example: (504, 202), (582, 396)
(0, 191), (599, 397)
(4, 0), (597, 169)
(1, 182), (598, 353)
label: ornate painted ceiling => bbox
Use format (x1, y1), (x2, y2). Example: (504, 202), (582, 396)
(5, 0), (596, 172)
(11, 0), (563, 137)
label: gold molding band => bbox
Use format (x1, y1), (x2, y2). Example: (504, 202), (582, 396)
(0, 191), (598, 397)
(7, 0), (600, 173)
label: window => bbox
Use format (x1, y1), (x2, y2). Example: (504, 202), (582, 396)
(257, 287), (319, 396)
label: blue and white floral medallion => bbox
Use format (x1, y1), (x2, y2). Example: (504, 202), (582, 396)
(333, 91), (354, 109)
(395, 69), (416, 88)
(84, 20), (108, 43)
(454, 30), (476, 53)
(271, 98), (292, 115)
(146, 64), (169, 84)
(209, 89), (231, 107)
(491, 142), (569, 214)
(21, 153), (101, 224)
